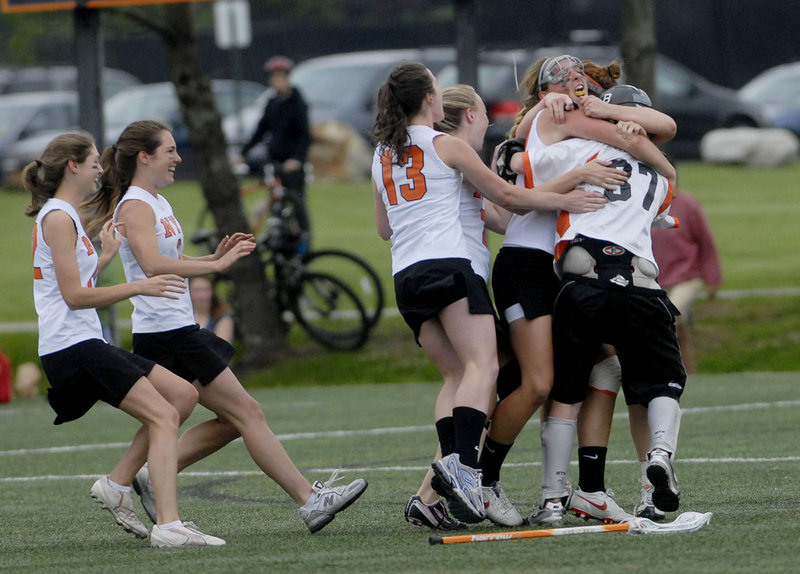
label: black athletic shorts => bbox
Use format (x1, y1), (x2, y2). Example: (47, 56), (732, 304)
(41, 339), (156, 425)
(550, 277), (687, 406)
(394, 258), (495, 343)
(492, 247), (560, 323)
(133, 324), (235, 387)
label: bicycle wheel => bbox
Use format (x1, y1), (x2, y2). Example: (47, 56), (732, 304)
(288, 271), (370, 350)
(301, 250), (385, 329)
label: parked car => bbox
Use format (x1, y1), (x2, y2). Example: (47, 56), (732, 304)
(0, 65), (140, 100)
(104, 79), (266, 177)
(738, 61), (800, 138)
(525, 45), (767, 158)
(0, 91), (79, 187)
(229, 48), (532, 171)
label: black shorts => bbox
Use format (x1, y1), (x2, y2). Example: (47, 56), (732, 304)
(492, 247), (560, 322)
(394, 258), (495, 343)
(550, 277), (687, 406)
(40, 339), (156, 425)
(133, 324), (235, 387)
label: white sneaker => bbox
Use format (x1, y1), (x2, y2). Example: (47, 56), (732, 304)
(634, 479), (666, 520)
(569, 488), (633, 524)
(431, 453), (485, 524)
(482, 481), (523, 526)
(298, 470), (368, 533)
(132, 465), (157, 524)
(528, 501), (566, 526)
(90, 476), (149, 539)
(646, 449), (680, 512)
(150, 522), (226, 547)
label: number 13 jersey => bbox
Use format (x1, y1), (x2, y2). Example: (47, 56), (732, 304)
(372, 125), (469, 275)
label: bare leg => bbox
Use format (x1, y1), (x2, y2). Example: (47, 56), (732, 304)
(196, 368), (313, 505)
(115, 377), (183, 525)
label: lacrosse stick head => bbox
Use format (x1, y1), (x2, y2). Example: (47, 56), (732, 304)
(627, 511), (713, 534)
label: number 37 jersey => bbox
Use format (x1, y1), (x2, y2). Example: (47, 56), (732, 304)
(372, 125), (468, 275)
(525, 138), (674, 268)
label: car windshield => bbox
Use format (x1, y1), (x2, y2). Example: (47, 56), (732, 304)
(0, 100), (33, 137)
(292, 63), (386, 110)
(437, 62), (518, 100)
(740, 69), (800, 106)
(105, 90), (176, 130)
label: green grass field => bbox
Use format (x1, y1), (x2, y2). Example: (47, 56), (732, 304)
(1, 372), (797, 573)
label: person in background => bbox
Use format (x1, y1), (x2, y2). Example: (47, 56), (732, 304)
(651, 189), (722, 373)
(190, 275), (234, 344)
(240, 55), (312, 253)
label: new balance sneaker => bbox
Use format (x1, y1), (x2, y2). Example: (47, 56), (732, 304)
(298, 470), (368, 533)
(90, 476), (149, 539)
(527, 501), (566, 526)
(482, 481), (523, 526)
(569, 488), (633, 524)
(646, 449), (680, 512)
(404, 496), (467, 531)
(634, 479), (666, 520)
(431, 453), (485, 524)
(150, 522), (226, 548)
(132, 464), (157, 524)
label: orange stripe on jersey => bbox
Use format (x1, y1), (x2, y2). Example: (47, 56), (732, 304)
(33, 267), (43, 280)
(658, 180), (674, 214)
(523, 153), (533, 189)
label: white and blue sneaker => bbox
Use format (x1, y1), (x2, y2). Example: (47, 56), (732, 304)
(431, 453), (485, 524)
(298, 470), (368, 533)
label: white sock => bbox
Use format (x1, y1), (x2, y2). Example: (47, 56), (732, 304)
(541, 417), (576, 501)
(106, 476), (131, 493)
(155, 520), (182, 531)
(648, 396), (681, 455)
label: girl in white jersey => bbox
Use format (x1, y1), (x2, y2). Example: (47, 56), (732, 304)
(25, 132), (225, 548)
(90, 120), (368, 535)
(370, 62), (617, 523)
(491, 55), (678, 526)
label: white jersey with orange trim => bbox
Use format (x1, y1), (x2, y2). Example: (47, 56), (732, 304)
(524, 137), (673, 270)
(460, 179), (491, 282)
(372, 125), (468, 275)
(502, 110), (559, 254)
(114, 186), (194, 333)
(33, 198), (104, 355)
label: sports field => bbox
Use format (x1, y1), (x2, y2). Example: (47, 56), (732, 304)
(1, 371), (797, 573)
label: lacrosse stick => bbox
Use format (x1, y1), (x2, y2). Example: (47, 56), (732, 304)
(429, 511), (712, 545)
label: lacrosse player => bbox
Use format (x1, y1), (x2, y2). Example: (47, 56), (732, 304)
(371, 62), (611, 524)
(489, 55), (676, 526)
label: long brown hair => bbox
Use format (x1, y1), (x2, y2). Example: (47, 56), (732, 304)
(371, 61), (434, 165)
(83, 120), (170, 237)
(23, 131), (95, 218)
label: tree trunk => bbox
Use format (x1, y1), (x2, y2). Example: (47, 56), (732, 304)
(155, 4), (287, 367)
(621, 0), (658, 108)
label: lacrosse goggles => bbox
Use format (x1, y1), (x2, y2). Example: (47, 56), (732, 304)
(538, 54), (585, 88)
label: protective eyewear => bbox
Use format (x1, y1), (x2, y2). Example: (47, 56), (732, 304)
(538, 55), (584, 87)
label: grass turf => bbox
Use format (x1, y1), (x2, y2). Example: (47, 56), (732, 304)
(1, 372), (798, 573)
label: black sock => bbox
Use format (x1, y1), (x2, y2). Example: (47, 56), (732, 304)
(453, 406), (487, 468)
(578, 446), (607, 493)
(435, 417), (456, 457)
(479, 435), (513, 486)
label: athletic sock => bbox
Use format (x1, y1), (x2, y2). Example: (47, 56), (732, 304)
(435, 416), (456, 457)
(577, 446), (607, 493)
(107, 476), (131, 493)
(156, 520), (182, 531)
(647, 396), (681, 455)
(478, 435), (513, 485)
(452, 406), (487, 468)
(541, 417), (575, 501)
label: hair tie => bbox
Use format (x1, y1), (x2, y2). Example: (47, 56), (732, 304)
(35, 160), (43, 167)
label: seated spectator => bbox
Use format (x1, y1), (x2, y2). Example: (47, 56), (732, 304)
(190, 276), (235, 343)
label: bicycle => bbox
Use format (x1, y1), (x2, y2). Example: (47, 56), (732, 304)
(191, 165), (384, 351)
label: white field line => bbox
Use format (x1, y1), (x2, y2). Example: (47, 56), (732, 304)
(1, 399), (798, 483)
